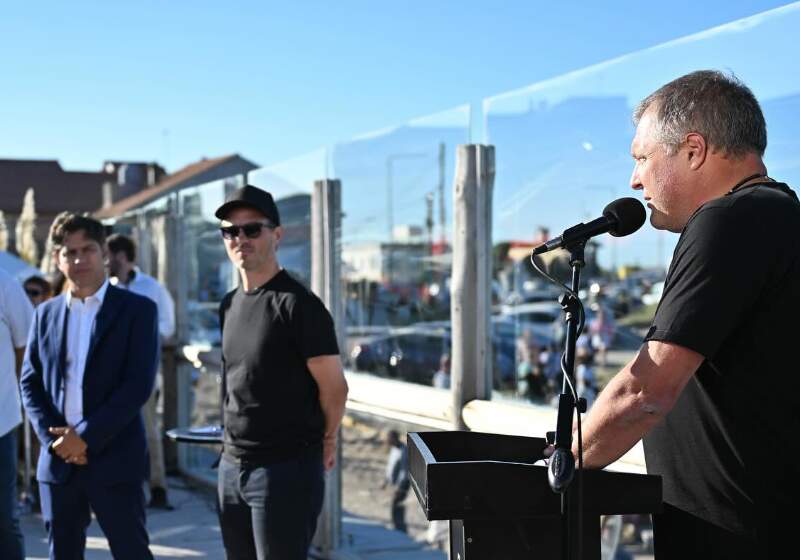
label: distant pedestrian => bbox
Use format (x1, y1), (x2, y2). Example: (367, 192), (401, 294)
(432, 353), (451, 389)
(589, 306), (615, 366)
(575, 350), (598, 409)
(1, 268), (34, 560)
(107, 233), (176, 510)
(384, 429), (409, 533)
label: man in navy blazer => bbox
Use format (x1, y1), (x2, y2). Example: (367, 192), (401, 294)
(20, 214), (158, 560)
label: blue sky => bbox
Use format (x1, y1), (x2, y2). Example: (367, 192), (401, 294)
(0, 1), (791, 172)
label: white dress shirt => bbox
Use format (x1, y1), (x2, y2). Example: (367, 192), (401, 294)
(111, 267), (175, 340)
(64, 280), (109, 427)
(0, 269), (34, 437)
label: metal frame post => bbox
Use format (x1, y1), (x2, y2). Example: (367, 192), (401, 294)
(311, 179), (344, 556)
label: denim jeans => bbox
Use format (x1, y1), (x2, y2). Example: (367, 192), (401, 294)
(217, 446), (324, 560)
(0, 428), (25, 560)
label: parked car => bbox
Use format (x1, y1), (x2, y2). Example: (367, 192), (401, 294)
(347, 322), (536, 387)
(496, 301), (564, 342)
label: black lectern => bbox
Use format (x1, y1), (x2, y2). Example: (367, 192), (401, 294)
(408, 431), (661, 560)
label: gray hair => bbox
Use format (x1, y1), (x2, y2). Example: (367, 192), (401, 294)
(633, 70), (767, 157)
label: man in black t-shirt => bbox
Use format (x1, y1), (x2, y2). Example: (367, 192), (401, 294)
(576, 70), (800, 558)
(214, 185), (348, 560)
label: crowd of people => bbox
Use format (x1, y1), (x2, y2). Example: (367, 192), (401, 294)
(513, 324), (601, 408)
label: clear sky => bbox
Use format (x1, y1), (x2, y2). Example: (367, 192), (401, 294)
(0, 0), (791, 172)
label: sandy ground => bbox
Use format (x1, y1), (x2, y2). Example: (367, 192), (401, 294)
(340, 418), (434, 543)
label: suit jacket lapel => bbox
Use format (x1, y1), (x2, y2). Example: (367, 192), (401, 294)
(86, 285), (124, 367)
(52, 296), (69, 414)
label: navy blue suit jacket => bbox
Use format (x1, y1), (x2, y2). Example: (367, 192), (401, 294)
(20, 284), (159, 485)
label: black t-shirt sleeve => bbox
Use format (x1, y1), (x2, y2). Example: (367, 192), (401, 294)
(646, 206), (767, 358)
(293, 293), (340, 359)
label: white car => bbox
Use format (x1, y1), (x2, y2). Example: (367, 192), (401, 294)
(496, 301), (564, 341)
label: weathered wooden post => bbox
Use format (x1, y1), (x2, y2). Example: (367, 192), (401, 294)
(451, 145), (495, 430)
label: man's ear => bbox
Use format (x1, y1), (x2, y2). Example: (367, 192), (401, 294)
(273, 226), (283, 250)
(684, 132), (708, 170)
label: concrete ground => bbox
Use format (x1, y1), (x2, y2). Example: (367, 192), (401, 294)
(21, 476), (226, 559)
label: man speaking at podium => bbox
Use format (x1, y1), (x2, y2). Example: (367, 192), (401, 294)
(576, 71), (800, 558)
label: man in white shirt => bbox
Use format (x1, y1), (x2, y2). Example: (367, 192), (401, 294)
(107, 234), (175, 509)
(0, 268), (33, 560)
(20, 214), (158, 560)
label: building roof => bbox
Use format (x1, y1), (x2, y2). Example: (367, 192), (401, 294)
(94, 154), (253, 219)
(0, 159), (107, 214)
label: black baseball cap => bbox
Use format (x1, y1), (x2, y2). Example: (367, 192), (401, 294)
(215, 185), (281, 226)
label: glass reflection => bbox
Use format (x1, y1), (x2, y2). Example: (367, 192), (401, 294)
(484, 3), (800, 402)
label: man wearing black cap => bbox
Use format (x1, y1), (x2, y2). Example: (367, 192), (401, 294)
(214, 185), (348, 559)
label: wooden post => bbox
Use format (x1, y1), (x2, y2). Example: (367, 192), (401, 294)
(311, 179), (344, 557)
(451, 145), (495, 430)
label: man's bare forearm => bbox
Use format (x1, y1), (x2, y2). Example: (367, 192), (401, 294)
(319, 381), (348, 441)
(574, 341), (702, 468)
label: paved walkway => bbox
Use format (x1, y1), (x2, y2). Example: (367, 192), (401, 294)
(20, 477), (445, 560)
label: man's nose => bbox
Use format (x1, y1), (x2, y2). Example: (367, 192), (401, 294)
(630, 167), (643, 190)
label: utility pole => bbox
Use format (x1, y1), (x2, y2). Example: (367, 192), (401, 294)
(386, 152), (428, 285)
(438, 142), (446, 244)
(425, 192), (435, 255)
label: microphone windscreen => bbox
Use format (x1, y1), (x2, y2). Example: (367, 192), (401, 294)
(603, 197), (646, 237)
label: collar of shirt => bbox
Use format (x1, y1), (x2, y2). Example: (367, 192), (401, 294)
(66, 278), (109, 310)
(109, 267), (141, 290)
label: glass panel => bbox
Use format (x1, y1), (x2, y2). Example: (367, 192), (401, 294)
(483, 4), (800, 401)
(332, 105), (470, 388)
(180, 177), (242, 345)
(177, 176), (243, 480)
(248, 148), (328, 287)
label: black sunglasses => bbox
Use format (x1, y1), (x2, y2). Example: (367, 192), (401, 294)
(219, 221), (276, 240)
(26, 288), (43, 298)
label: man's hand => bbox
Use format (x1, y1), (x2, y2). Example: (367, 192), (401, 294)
(322, 434), (337, 471)
(49, 426), (88, 465)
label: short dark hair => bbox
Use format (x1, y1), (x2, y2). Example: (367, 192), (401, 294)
(23, 275), (52, 296)
(107, 234), (136, 262)
(49, 213), (106, 248)
(634, 70), (767, 157)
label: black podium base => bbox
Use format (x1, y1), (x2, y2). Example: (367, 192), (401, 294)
(451, 514), (601, 560)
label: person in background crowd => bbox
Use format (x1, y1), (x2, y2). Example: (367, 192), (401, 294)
(384, 429), (409, 533)
(575, 350), (598, 409)
(20, 214), (158, 560)
(107, 233), (176, 510)
(576, 70), (800, 558)
(215, 185), (348, 559)
(432, 353), (451, 389)
(23, 276), (52, 308)
(21, 276), (51, 507)
(0, 269), (34, 560)
(588, 305), (615, 367)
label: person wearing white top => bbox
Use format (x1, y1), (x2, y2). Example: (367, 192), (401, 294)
(20, 214), (158, 560)
(0, 268), (33, 560)
(107, 233), (175, 510)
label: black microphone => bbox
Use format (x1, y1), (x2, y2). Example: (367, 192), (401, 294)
(532, 197), (646, 255)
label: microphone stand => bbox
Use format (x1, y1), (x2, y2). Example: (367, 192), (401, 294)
(546, 238), (587, 560)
